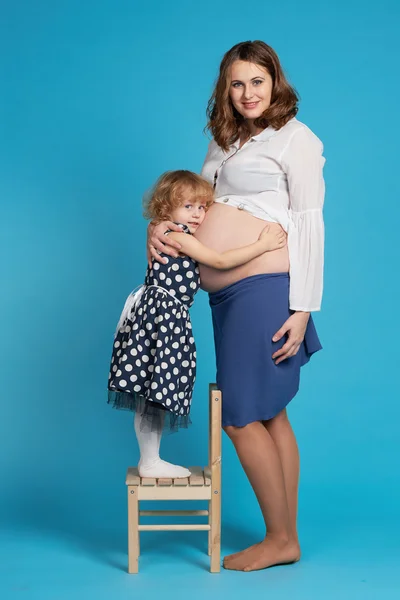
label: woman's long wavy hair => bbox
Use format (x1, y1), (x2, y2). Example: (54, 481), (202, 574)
(206, 41), (299, 151)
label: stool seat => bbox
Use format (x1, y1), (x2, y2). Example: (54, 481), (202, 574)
(126, 466), (212, 500)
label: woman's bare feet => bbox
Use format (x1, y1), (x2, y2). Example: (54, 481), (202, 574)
(223, 541), (261, 566)
(223, 535), (300, 572)
(224, 530), (300, 567)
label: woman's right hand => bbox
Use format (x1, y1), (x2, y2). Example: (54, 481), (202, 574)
(258, 224), (287, 252)
(147, 221), (183, 267)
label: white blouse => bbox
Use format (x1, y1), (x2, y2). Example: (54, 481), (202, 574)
(201, 117), (325, 312)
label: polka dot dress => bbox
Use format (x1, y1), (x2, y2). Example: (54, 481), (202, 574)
(107, 224), (200, 433)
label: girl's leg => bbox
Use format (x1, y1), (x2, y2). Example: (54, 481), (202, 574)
(223, 420), (300, 572)
(134, 410), (191, 479)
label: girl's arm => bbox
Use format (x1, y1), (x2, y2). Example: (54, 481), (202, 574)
(167, 225), (286, 270)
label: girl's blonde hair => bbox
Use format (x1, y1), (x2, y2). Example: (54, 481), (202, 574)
(143, 170), (214, 224)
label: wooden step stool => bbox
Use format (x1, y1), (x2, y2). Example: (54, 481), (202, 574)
(125, 383), (222, 573)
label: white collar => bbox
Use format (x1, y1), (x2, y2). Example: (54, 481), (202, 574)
(231, 125), (276, 149)
(232, 117), (296, 148)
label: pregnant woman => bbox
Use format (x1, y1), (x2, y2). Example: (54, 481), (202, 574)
(147, 40), (325, 572)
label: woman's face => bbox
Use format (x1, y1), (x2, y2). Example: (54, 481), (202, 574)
(229, 60), (273, 121)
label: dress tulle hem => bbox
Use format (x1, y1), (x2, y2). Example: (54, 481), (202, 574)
(107, 389), (192, 434)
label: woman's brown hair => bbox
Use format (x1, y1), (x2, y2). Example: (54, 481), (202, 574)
(143, 170), (214, 224)
(206, 40), (299, 151)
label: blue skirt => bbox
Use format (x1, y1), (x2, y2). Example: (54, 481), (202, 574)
(209, 273), (322, 427)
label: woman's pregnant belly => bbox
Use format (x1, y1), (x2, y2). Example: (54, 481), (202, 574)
(194, 203), (289, 292)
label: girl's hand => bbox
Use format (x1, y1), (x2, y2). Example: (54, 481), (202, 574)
(147, 221), (183, 267)
(258, 225), (287, 252)
(272, 312), (310, 365)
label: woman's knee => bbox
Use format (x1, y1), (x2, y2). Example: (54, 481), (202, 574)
(223, 421), (259, 440)
(223, 425), (237, 439)
(263, 408), (289, 430)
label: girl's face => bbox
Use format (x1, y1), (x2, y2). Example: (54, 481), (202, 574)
(170, 196), (208, 233)
(229, 60), (273, 121)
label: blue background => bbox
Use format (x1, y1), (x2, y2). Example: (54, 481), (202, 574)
(1, 1), (399, 598)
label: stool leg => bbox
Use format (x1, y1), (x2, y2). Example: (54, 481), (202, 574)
(210, 490), (221, 572)
(208, 499), (212, 556)
(127, 486), (139, 573)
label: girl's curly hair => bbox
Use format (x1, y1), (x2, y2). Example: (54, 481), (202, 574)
(143, 170), (214, 224)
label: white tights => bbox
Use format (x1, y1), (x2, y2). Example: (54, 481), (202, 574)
(134, 410), (191, 479)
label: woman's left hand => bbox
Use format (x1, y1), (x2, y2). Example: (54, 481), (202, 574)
(272, 312), (310, 365)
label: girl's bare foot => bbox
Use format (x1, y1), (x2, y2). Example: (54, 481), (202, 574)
(223, 535), (300, 572)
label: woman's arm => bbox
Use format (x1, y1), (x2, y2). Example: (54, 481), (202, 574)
(146, 221), (183, 267)
(167, 225), (286, 270)
(271, 126), (325, 364)
(283, 126), (325, 312)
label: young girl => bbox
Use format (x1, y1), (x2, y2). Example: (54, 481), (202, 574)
(107, 170), (286, 479)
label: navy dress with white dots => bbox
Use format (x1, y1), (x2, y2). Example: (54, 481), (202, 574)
(107, 224), (200, 433)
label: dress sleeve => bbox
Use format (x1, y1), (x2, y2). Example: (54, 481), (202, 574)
(281, 126), (326, 312)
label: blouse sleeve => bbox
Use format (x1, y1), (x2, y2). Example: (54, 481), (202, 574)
(281, 126), (326, 312)
(200, 138), (218, 183)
